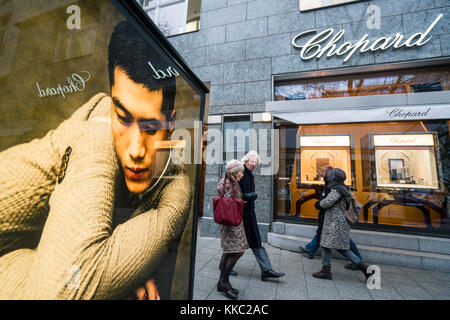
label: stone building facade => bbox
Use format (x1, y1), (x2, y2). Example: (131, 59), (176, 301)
(162, 0), (450, 247)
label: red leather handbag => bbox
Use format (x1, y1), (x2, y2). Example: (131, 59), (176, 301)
(213, 177), (245, 226)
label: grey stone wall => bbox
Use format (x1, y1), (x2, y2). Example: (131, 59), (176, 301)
(165, 0), (450, 239)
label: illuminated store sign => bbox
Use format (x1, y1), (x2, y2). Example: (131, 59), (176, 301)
(272, 104), (450, 125)
(292, 14), (443, 63)
(373, 134), (435, 147)
(300, 135), (350, 147)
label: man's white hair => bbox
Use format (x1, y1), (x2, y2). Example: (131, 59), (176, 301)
(241, 150), (259, 165)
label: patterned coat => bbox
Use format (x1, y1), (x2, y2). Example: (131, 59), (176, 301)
(319, 189), (351, 250)
(217, 178), (248, 254)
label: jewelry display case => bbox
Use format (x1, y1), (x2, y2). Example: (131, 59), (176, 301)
(362, 133), (441, 191)
(293, 135), (354, 218)
(298, 135), (353, 186)
(360, 132), (446, 228)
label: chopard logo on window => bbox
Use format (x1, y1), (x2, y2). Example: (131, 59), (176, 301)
(292, 14), (443, 63)
(35, 71), (91, 99)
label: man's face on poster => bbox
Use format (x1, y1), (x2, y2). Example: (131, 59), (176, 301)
(111, 67), (175, 194)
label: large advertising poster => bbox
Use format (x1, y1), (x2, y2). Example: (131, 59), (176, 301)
(0, 0), (205, 300)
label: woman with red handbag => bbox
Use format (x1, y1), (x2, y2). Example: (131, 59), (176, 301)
(215, 159), (248, 299)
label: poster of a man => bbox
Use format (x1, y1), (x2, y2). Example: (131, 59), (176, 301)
(0, 1), (206, 300)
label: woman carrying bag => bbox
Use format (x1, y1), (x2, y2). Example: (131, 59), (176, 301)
(215, 159), (248, 299)
(313, 168), (372, 281)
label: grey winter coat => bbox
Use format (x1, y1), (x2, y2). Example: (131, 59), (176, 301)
(319, 189), (351, 250)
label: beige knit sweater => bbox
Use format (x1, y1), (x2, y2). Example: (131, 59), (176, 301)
(0, 93), (191, 299)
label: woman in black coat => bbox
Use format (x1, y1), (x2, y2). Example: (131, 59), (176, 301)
(239, 151), (285, 281)
(240, 164), (261, 248)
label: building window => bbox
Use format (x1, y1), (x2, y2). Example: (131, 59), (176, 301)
(274, 66), (450, 101)
(274, 66), (450, 236)
(223, 115), (250, 163)
(138, 0), (202, 37)
(299, 0), (363, 12)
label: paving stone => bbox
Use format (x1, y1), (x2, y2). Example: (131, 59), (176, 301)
(193, 288), (213, 300)
(194, 276), (216, 292)
(306, 284), (340, 300)
(193, 236), (450, 300)
(414, 281), (450, 299)
(432, 271), (450, 282)
(334, 281), (373, 300)
(394, 284), (435, 299)
(276, 285), (308, 300)
(368, 286), (404, 300)
(242, 285), (277, 300)
(207, 289), (233, 300)
(197, 265), (221, 280)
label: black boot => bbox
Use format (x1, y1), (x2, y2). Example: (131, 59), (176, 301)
(261, 269), (285, 281)
(356, 262), (373, 281)
(344, 262), (359, 270)
(312, 266), (332, 280)
(217, 280), (238, 300)
(299, 246), (314, 259)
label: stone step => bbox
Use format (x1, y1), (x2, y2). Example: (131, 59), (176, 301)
(272, 222), (450, 255)
(267, 232), (450, 273)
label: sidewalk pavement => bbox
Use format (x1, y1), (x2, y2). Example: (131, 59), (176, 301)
(193, 236), (450, 300)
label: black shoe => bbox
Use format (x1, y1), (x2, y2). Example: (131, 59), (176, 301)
(230, 270), (238, 276)
(356, 262), (374, 281)
(261, 269), (285, 281)
(217, 281), (238, 300)
(299, 246), (314, 259)
(344, 262), (359, 270)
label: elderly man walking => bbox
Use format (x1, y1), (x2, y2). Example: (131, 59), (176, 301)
(239, 151), (285, 281)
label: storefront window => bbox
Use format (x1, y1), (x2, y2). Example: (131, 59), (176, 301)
(275, 120), (449, 234)
(274, 66), (450, 100)
(223, 115), (250, 162)
(274, 67), (450, 236)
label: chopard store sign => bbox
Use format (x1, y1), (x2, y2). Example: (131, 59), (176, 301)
(272, 105), (450, 125)
(292, 14), (443, 63)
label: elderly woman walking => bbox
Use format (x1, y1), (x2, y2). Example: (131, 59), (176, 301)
(216, 159), (248, 299)
(313, 168), (371, 281)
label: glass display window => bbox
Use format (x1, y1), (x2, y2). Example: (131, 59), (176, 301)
(275, 120), (449, 235)
(370, 133), (440, 190)
(298, 135), (353, 186)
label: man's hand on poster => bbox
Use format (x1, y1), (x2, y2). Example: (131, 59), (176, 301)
(128, 278), (160, 300)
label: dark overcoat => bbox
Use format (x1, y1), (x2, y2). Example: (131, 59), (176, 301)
(239, 165), (262, 248)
